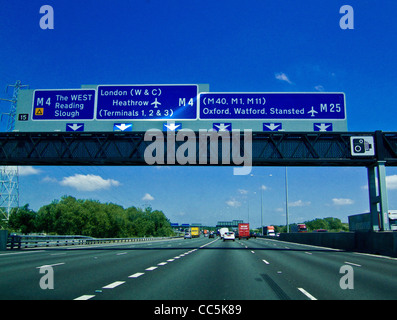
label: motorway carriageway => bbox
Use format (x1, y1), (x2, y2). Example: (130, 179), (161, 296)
(1, 236), (397, 300)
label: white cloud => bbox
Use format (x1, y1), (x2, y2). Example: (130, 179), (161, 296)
(386, 175), (397, 190)
(19, 166), (41, 176)
(4, 166), (41, 176)
(238, 189), (248, 195)
(42, 176), (58, 183)
(60, 174), (120, 191)
(275, 72), (293, 84)
(142, 193), (155, 201)
(289, 200), (311, 207)
(332, 198), (354, 205)
(261, 185), (269, 191)
(361, 175), (397, 190)
(314, 85), (325, 92)
(226, 198), (241, 207)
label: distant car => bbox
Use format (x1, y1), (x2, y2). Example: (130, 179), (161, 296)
(250, 232), (257, 239)
(223, 231), (235, 241)
(209, 232), (215, 238)
(184, 232), (191, 239)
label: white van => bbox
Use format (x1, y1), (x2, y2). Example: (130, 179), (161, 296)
(388, 210), (397, 231)
(219, 228), (229, 239)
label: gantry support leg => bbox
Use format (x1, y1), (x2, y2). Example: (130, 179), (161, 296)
(367, 161), (390, 231)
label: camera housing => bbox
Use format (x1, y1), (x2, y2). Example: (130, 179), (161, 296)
(350, 136), (375, 156)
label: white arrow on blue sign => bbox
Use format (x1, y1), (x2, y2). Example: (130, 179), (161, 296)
(213, 123), (232, 131)
(263, 123), (282, 131)
(163, 123), (182, 131)
(66, 123), (84, 131)
(314, 123), (333, 132)
(113, 123), (133, 131)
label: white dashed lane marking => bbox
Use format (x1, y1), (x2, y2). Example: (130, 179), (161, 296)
(102, 281), (125, 289)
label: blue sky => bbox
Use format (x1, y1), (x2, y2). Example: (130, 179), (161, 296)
(1, 0), (397, 227)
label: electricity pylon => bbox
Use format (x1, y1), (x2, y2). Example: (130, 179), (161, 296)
(0, 81), (28, 220)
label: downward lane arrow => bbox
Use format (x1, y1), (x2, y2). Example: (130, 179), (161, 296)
(66, 123), (84, 131)
(114, 123), (133, 131)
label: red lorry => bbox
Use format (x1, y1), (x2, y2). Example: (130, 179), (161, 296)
(290, 223), (307, 233)
(238, 223), (250, 240)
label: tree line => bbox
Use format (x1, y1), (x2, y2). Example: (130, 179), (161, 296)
(4, 196), (175, 238)
(274, 217), (349, 233)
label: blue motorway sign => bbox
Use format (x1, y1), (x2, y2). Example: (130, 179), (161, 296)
(96, 85), (198, 120)
(199, 93), (346, 120)
(32, 89), (95, 120)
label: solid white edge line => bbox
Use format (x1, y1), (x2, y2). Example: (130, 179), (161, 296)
(262, 236), (397, 260)
(36, 262), (65, 269)
(0, 250), (45, 256)
(298, 288), (317, 300)
(102, 281), (125, 289)
(353, 251), (397, 261)
(259, 237), (342, 251)
(74, 295), (95, 300)
(344, 261), (362, 267)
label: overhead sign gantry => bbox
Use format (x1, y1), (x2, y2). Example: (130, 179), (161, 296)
(9, 83), (393, 232)
(14, 84), (347, 133)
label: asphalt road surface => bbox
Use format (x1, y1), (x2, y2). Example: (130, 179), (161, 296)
(1, 236), (397, 300)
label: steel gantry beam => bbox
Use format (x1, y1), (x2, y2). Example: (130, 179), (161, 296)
(1, 130), (396, 231)
(0, 131), (396, 166)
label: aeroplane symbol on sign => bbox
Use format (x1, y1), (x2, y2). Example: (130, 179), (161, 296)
(308, 106), (318, 117)
(151, 98), (161, 108)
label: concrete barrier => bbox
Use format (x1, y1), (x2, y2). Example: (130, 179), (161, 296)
(355, 231), (397, 257)
(277, 231), (397, 257)
(279, 232), (355, 251)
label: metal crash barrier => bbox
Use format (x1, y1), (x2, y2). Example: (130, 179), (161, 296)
(7, 234), (182, 250)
